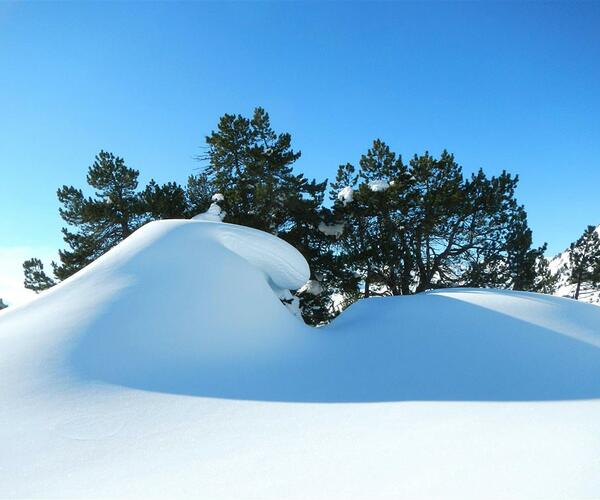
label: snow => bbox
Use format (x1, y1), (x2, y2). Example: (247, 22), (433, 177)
(1, 220), (600, 498)
(277, 288), (303, 318)
(337, 186), (353, 205)
(191, 201), (225, 222)
(298, 279), (323, 296)
(318, 221), (345, 238)
(368, 179), (390, 192)
(211, 192), (224, 202)
(549, 224), (600, 304)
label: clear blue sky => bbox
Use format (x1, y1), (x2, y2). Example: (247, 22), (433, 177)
(1, 1), (599, 302)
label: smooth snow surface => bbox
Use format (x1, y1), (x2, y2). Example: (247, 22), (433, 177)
(1, 220), (600, 498)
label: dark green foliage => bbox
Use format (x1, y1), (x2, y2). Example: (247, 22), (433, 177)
(192, 107), (333, 323)
(532, 252), (559, 294)
(24, 151), (150, 286)
(281, 177), (337, 324)
(52, 151), (147, 280)
(326, 141), (413, 299)
(186, 172), (213, 215)
(569, 225), (600, 299)
(327, 144), (547, 299)
(22, 108), (557, 325)
(143, 180), (188, 219)
(198, 107), (303, 232)
(23, 258), (56, 292)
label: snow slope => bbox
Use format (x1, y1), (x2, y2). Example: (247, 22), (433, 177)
(1, 220), (600, 498)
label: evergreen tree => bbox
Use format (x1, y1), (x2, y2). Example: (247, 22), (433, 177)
(197, 107), (303, 232)
(23, 258), (56, 292)
(52, 151), (147, 280)
(502, 209), (542, 291)
(192, 107), (333, 323)
(143, 180), (188, 219)
(24, 151), (149, 285)
(327, 141), (413, 299)
(473, 206), (550, 292)
(568, 225), (600, 299)
(19, 113), (552, 324)
(531, 252), (559, 294)
(327, 146), (545, 300)
(282, 176), (336, 324)
(406, 153), (542, 292)
(186, 172), (213, 215)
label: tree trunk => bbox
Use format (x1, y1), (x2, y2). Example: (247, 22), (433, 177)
(574, 271), (582, 300)
(121, 219), (131, 239)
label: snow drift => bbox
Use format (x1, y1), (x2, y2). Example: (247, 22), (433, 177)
(1, 220), (600, 498)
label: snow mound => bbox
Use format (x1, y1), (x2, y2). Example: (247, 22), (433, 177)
(2, 221), (600, 497)
(0, 220), (310, 397)
(2, 221), (600, 401)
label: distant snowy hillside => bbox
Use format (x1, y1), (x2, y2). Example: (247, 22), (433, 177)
(549, 224), (600, 304)
(1, 220), (600, 498)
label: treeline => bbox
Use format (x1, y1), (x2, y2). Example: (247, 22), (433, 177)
(23, 107), (599, 324)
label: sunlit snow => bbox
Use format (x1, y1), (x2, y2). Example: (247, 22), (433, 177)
(337, 186), (354, 205)
(1, 220), (600, 498)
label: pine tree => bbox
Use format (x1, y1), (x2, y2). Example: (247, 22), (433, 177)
(143, 180), (188, 219)
(531, 252), (559, 294)
(327, 140), (413, 299)
(23, 151), (149, 285)
(52, 151), (147, 280)
(569, 225), (600, 299)
(499, 208), (549, 292)
(407, 153), (539, 292)
(23, 258), (56, 292)
(23, 152), (194, 289)
(282, 177), (336, 324)
(186, 172), (213, 215)
(197, 107), (303, 232)
(326, 147), (544, 300)
(192, 107), (333, 324)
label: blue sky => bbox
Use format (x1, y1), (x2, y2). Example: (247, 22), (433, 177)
(1, 1), (599, 304)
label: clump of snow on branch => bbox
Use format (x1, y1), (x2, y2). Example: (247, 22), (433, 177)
(192, 193), (225, 222)
(298, 279), (324, 296)
(337, 186), (354, 205)
(368, 179), (390, 192)
(318, 222), (345, 238)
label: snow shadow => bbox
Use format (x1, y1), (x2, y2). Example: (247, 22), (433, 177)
(68, 293), (600, 403)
